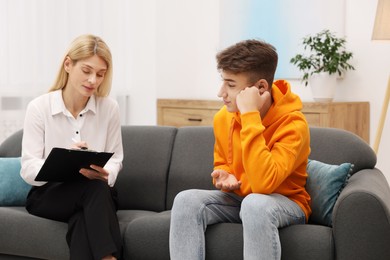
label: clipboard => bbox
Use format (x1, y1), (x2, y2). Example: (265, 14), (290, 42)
(35, 147), (114, 182)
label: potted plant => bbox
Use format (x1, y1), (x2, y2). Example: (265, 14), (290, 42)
(290, 29), (355, 102)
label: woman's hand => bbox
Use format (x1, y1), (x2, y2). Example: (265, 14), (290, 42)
(71, 140), (89, 150)
(79, 165), (109, 183)
(211, 169), (241, 191)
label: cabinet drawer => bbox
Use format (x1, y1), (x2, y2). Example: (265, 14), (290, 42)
(303, 113), (321, 127)
(161, 108), (218, 127)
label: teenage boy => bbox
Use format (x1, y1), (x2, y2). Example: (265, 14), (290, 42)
(169, 39), (311, 260)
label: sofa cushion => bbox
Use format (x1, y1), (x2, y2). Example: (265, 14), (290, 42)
(166, 126), (216, 209)
(0, 207), (69, 260)
(123, 211), (171, 260)
(309, 127), (375, 174)
(279, 224), (334, 260)
(0, 129), (23, 157)
(306, 159), (353, 226)
(205, 223), (244, 260)
(205, 223), (334, 260)
(116, 126), (177, 211)
(0, 157), (31, 206)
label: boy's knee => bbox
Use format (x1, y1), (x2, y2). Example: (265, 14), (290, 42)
(173, 189), (197, 206)
(241, 194), (274, 219)
(172, 189), (213, 215)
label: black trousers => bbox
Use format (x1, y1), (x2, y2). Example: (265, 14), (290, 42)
(26, 179), (122, 260)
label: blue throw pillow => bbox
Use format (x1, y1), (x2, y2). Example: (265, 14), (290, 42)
(0, 157), (31, 206)
(306, 159), (353, 227)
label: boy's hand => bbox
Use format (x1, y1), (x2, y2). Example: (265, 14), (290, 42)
(211, 169), (241, 191)
(237, 87), (272, 114)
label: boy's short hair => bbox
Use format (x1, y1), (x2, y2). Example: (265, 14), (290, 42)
(216, 39), (278, 86)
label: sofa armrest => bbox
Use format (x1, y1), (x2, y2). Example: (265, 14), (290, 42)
(332, 169), (390, 260)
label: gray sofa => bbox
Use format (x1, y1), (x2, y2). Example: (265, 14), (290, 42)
(1, 125), (390, 260)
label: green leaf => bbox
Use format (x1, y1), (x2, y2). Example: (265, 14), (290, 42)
(290, 29), (355, 87)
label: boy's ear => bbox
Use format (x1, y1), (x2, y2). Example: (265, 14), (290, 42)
(256, 79), (269, 94)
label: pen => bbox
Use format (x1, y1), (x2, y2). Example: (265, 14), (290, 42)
(72, 137), (88, 150)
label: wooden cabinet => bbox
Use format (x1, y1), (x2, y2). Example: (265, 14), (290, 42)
(157, 99), (370, 143)
(157, 99), (223, 127)
(302, 102), (369, 143)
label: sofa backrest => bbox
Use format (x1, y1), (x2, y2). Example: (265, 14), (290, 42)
(0, 126), (377, 211)
(116, 125), (177, 211)
(0, 129), (23, 157)
(309, 127), (376, 173)
(164, 126), (377, 210)
(0, 126), (179, 212)
(166, 126), (216, 210)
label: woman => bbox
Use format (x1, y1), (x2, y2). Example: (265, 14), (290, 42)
(21, 34), (123, 260)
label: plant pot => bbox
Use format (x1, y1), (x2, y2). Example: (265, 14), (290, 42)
(309, 73), (337, 102)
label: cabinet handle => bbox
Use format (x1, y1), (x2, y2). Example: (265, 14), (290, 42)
(188, 118), (202, 122)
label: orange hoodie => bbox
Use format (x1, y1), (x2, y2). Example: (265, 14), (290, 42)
(213, 80), (311, 220)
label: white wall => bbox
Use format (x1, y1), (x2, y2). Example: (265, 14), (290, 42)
(0, 0), (389, 183)
(155, 0), (221, 100)
(342, 0), (390, 183)
(153, 0), (390, 183)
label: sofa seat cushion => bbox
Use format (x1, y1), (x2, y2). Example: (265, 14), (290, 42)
(279, 224), (334, 260)
(0, 207), (161, 260)
(206, 223), (244, 260)
(122, 211), (334, 260)
(0, 253), (41, 259)
(123, 211), (171, 260)
(117, 209), (161, 235)
(0, 207), (69, 260)
(205, 223), (333, 260)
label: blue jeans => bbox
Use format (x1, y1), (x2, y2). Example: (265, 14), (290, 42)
(169, 189), (305, 260)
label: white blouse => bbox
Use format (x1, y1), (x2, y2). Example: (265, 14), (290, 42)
(21, 90), (123, 187)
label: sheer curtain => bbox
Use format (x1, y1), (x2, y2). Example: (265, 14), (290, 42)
(0, 0), (145, 141)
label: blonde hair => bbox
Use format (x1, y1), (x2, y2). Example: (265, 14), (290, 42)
(49, 34), (113, 97)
